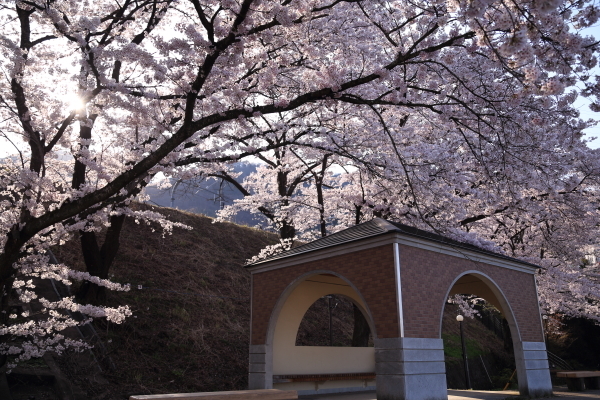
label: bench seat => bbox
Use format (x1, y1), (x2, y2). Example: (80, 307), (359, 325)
(273, 373), (375, 383)
(129, 389), (298, 400)
(557, 371), (600, 378)
(556, 371), (600, 391)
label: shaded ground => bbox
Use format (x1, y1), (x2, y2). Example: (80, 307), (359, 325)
(300, 387), (600, 400)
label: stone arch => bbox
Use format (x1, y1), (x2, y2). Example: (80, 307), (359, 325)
(439, 270), (522, 343)
(440, 270), (549, 396)
(266, 270), (377, 377)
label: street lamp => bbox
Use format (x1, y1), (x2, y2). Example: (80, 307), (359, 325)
(326, 295), (333, 346)
(456, 315), (472, 390)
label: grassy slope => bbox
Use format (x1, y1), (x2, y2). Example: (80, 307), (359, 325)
(53, 204), (277, 399)
(441, 304), (515, 390)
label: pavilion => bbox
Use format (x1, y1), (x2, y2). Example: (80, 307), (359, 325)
(246, 218), (552, 400)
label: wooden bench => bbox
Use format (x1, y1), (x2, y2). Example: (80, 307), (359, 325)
(556, 371), (600, 391)
(129, 389), (298, 400)
(273, 373), (375, 383)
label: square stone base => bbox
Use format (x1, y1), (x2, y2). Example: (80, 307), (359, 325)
(375, 338), (447, 400)
(517, 342), (552, 398)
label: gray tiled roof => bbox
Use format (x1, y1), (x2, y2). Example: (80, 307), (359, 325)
(246, 218), (539, 269)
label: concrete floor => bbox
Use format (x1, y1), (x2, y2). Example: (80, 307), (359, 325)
(299, 387), (600, 400)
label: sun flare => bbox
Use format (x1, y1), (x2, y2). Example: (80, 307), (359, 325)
(65, 92), (85, 111)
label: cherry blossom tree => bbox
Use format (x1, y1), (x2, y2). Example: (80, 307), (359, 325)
(213, 121), (343, 241)
(1, 0), (600, 370)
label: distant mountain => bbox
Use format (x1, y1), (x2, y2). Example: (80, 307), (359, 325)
(145, 162), (262, 226)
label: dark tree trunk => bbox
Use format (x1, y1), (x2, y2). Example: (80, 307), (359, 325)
(279, 222), (296, 241)
(76, 214), (126, 305)
(502, 317), (513, 352)
(315, 177), (327, 238)
(352, 304), (370, 347)
(355, 204), (363, 226)
(71, 112), (125, 305)
(313, 155), (329, 238)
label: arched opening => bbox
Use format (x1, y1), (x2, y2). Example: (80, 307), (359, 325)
(441, 272), (524, 392)
(268, 272), (376, 392)
(442, 297), (517, 390)
(296, 294), (374, 347)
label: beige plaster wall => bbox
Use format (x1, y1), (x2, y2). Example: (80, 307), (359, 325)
(448, 274), (505, 313)
(274, 379), (376, 392)
(272, 274), (375, 375)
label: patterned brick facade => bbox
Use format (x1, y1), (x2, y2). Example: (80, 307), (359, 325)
(399, 245), (544, 342)
(251, 240), (544, 346)
(251, 244), (397, 345)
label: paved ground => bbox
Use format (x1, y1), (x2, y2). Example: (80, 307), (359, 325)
(300, 387), (600, 400)
(449, 388), (600, 400)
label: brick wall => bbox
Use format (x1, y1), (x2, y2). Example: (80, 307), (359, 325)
(399, 245), (544, 342)
(250, 241), (545, 346)
(251, 244), (397, 345)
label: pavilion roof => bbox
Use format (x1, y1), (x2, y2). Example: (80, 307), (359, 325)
(246, 218), (539, 269)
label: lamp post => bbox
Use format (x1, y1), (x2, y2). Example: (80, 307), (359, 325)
(542, 314), (549, 344)
(327, 295), (333, 346)
(325, 295), (339, 346)
(456, 315), (472, 389)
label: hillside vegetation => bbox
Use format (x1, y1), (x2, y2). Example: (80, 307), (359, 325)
(52, 204), (277, 399)
(441, 304), (516, 390)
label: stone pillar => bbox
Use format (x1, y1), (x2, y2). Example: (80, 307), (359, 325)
(515, 341), (553, 397)
(375, 337), (447, 400)
(248, 344), (273, 390)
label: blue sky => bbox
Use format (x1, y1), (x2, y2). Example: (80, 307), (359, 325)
(577, 25), (600, 148)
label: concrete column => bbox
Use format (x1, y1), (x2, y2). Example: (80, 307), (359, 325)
(375, 337), (447, 400)
(515, 341), (553, 398)
(248, 344), (273, 390)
